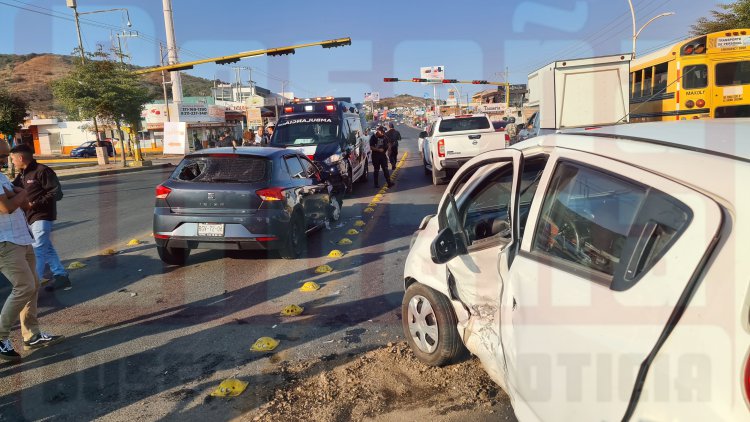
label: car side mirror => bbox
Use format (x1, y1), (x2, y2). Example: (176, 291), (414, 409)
(419, 131), (428, 138)
(431, 227), (467, 264)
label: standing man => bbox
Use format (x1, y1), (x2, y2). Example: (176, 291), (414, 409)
(369, 128), (394, 189)
(0, 141), (63, 362)
(266, 122), (275, 141)
(385, 122), (401, 170)
(10, 144), (70, 292)
(258, 126), (269, 146)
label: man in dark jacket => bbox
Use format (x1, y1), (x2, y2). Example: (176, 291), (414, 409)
(10, 144), (70, 292)
(385, 122), (401, 170)
(369, 128), (394, 189)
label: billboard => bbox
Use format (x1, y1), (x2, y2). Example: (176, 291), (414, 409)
(364, 92), (380, 102)
(163, 122), (188, 155)
(420, 66), (445, 82)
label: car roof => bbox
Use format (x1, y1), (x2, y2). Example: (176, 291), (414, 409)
(577, 118), (750, 163)
(188, 147), (294, 158)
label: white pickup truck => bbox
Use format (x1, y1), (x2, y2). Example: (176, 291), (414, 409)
(421, 114), (505, 185)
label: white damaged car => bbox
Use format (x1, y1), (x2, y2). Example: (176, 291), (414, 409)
(402, 119), (750, 421)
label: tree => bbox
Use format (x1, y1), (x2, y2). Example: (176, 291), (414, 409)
(0, 89), (28, 141)
(53, 47), (153, 166)
(691, 0), (750, 35)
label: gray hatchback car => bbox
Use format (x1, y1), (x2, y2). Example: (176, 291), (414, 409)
(153, 147), (340, 265)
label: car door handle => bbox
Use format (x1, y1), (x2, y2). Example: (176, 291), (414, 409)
(468, 134), (481, 140)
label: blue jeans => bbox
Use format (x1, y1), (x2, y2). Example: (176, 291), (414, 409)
(30, 220), (67, 279)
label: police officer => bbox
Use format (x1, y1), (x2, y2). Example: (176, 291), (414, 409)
(385, 122), (401, 170)
(369, 127), (394, 189)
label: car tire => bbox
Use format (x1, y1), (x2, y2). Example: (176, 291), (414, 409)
(280, 212), (305, 259)
(432, 164), (447, 186)
(157, 245), (189, 266)
(356, 158), (369, 183)
(402, 282), (467, 367)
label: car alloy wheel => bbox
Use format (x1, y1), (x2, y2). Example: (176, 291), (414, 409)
(407, 294), (439, 354)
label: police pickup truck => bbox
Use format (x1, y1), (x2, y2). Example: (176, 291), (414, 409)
(421, 114), (505, 185)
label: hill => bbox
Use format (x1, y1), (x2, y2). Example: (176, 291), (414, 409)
(0, 53), (215, 116)
(377, 94), (444, 110)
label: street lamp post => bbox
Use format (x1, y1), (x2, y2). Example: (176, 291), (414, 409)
(627, 0), (675, 58)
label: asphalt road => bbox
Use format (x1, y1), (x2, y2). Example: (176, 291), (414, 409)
(0, 124), (459, 421)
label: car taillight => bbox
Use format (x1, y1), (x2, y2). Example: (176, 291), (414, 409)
(696, 99), (706, 108)
(155, 185), (171, 199)
(256, 187), (285, 201)
(437, 139), (445, 158)
(284, 106), (293, 113)
(685, 100), (695, 108)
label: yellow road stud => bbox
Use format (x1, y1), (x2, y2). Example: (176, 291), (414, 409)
(354, 220), (366, 227)
(250, 337), (280, 352)
(364, 207), (375, 213)
(300, 281), (321, 292)
(346, 229), (359, 235)
(67, 261), (86, 270)
(102, 248), (117, 256)
(315, 264), (333, 273)
(280, 304), (304, 317)
(337, 238), (352, 246)
(127, 239), (142, 246)
(210, 379), (249, 397)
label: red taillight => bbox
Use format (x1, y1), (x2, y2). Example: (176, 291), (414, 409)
(156, 185), (171, 199)
(284, 106), (293, 113)
(437, 139), (445, 158)
(307, 154), (315, 160)
(685, 100), (695, 108)
(696, 99), (706, 108)
(505, 133), (510, 142)
(325, 105), (335, 111)
(255, 236), (278, 242)
(154, 233), (170, 239)
(256, 187), (285, 201)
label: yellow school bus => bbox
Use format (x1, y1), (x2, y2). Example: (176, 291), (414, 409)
(630, 29), (750, 121)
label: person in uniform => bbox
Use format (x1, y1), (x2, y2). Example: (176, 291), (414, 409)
(385, 122), (401, 170)
(369, 128), (394, 189)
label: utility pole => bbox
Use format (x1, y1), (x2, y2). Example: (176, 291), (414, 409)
(162, 0), (183, 103)
(159, 43), (171, 122)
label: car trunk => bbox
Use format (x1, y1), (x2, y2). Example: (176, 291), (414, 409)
(438, 117), (500, 159)
(163, 154), (269, 215)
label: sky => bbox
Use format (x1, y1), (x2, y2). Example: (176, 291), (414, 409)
(0, 0), (721, 103)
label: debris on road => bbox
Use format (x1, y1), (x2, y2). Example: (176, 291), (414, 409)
(250, 342), (515, 421)
(251, 337), (279, 352)
(210, 379), (248, 398)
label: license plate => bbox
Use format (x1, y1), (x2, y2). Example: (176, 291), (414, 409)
(197, 223), (224, 237)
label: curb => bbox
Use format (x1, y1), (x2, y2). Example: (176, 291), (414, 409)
(58, 163), (173, 181)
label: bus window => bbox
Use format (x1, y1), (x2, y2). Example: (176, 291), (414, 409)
(633, 70), (643, 97)
(715, 61), (750, 86)
(683, 65), (708, 89)
(654, 62), (668, 93)
(643, 67), (653, 96)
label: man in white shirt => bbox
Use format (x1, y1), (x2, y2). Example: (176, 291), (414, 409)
(0, 141), (63, 363)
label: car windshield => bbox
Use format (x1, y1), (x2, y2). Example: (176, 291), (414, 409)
(79, 141), (95, 147)
(271, 118), (340, 146)
(439, 117), (490, 132)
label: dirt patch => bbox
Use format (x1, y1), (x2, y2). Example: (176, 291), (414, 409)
(245, 342), (517, 422)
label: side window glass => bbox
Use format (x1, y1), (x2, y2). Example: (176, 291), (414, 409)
(285, 156), (305, 179)
(461, 167), (514, 245)
(653, 62), (669, 93)
(532, 162), (646, 277)
(299, 157), (317, 179)
(683, 65), (708, 89)
(346, 119), (358, 144)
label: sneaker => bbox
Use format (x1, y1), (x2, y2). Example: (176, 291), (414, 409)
(23, 332), (64, 351)
(0, 338), (21, 362)
(387, 181), (395, 188)
(45, 275), (72, 292)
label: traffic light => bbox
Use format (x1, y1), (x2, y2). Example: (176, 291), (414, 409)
(322, 38), (352, 48)
(383, 78), (399, 82)
(267, 48), (295, 56)
(215, 57), (240, 65)
(442, 79), (458, 83)
(472, 80), (489, 84)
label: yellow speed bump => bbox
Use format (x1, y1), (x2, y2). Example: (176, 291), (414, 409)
(67, 261), (87, 270)
(346, 229), (359, 236)
(364, 207), (375, 213)
(127, 239), (143, 246)
(337, 238), (352, 245)
(328, 249), (344, 258)
(315, 264), (333, 274)
(250, 337), (279, 352)
(368, 202), (377, 208)
(371, 197), (381, 203)
(101, 248), (117, 256)
(280, 304), (304, 317)
(374, 194), (384, 200)
(300, 281), (320, 292)
(210, 379), (249, 397)
(354, 220), (366, 227)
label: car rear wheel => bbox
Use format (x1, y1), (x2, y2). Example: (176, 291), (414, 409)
(402, 282), (466, 366)
(157, 245), (189, 266)
(280, 212), (305, 259)
(432, 164), (447, 185)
